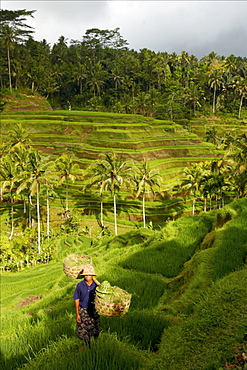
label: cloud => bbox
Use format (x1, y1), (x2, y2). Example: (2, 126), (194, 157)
(2, 0), (247, 57)
(3, 1), (111, 43)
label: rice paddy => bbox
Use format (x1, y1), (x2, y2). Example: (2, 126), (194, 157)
(1, 198), (247, 369)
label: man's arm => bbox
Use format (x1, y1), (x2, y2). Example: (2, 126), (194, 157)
(74, 299), (81, 323)
(93, 277), (101, 286)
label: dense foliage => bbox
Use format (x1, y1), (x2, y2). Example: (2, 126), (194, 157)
(0, 9), (247, 118)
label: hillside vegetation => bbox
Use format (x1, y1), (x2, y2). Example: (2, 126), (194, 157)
(1, 197), (247, 369)
(1, 108), (247, 235)
(1, 90), (52, 113)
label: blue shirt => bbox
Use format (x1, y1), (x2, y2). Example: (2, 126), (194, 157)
(73, 280), (97, 309)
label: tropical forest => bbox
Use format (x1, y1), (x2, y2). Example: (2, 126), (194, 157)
(0, 9), (247, 370)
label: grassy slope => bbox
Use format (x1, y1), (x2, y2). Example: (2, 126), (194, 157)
(1, 198), (247, 370)
(1, 90), (52, 112)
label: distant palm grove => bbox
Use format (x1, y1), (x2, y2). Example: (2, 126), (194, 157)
(0, 9), (247, 118)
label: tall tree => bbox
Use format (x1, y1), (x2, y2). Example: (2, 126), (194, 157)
(17, 149), (51, 253)
(134, 160), (161, 228)
(0, 9), (35, 92)
(7, 123), (31, 151)
(0, 155), (20, 240)
(207, 62), (224, 113)
(181, 163), (204, 216)
(233, 76), (247, 119)
(55, 154), (80, 213)
(94, 152), (133, 235)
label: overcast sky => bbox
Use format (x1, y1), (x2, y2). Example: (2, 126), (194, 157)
(2, 1), (247, 58)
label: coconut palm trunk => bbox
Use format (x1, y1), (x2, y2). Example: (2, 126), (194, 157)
(36, 181), (41, 254)
(142, 193), (146, 228)
(9, 196), (14, 240)
(100, 197), (104, 227)
(113, 192), (118, 236)
(238, 95), (244, 120)
(65, 178), (69, 212)
(46, 188), (50, 238)
(7, 46), (12, 92)
(28, 194), (32, 228)
(213, 86), (216, 113)
(192, 197), (195, 216)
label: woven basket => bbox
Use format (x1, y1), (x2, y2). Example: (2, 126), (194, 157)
(95, 288), (131, 317)
(63, 254), (92, 279)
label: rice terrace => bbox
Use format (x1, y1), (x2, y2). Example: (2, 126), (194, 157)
(1, 97), (247, 370)
(0, 9), (247, 368)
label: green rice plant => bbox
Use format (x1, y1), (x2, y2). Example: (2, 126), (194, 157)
(101, 310), (171, 350)
(99, 267), (166, 310)
(0, 262), (68, 310)
(165, 247), (216, 314)
(212, 200), (247, 281)
(14, 333), (144, 370)
(1, 312), (76, 369)
(120, 214), (213, 278)
(152, 268), (247, 370)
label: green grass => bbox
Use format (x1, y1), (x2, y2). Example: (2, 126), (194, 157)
(212, 199), (247, 281)
(1, 199), (247, 369)
(1, 109), (247, 369)
(120, 214), (213, 277)
(154, 267), (247, 370)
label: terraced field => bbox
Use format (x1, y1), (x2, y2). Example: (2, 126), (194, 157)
(1, 111), (218, 165)
(2, 110), (246, 231)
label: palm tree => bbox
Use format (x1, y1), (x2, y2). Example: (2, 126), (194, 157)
(134, 92), (149, 116)
(0, 10), (34, 92)
(0, 24), (16, 92)
(11, 146), (30, 214)
(228, 169), (247, 198)
(134, 160), (161, 228)
(207, 66), (224, 114)
(93, 152), (133, 235)
(0, 155), (19, 240)
(233, 76), (247, 119)
(227, 134), (247, 170)
(111, 66), (124, 98)
(225, 134), (247, 198)
(86, 161), (109, 230)
(87, 62), (105, 97)
(181, 163), (204, 215)
(7, 123), (31, 151)
(17, 149), (51, 253)
(204, 126), (218, 145)
(55, 154), (80, 214)
(73, 62), (87, 96)
(43, 174), (58, 238)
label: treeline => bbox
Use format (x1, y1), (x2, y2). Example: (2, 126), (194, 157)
(0, 9), (247, 118)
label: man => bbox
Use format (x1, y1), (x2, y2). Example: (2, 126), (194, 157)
(73, 264), (100, 349)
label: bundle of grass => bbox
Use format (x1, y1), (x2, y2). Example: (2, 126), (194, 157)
(63, 254), (92, 279)
(95, 281), (131, 317)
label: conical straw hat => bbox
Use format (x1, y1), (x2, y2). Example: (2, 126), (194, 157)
(81, 264), (97, 276)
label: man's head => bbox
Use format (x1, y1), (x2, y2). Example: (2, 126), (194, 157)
(84, 275), (94, 283)
(81, 264), (97, 280)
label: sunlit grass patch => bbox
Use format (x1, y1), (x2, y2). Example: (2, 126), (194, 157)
(155, 268), (247, 370)
(13, 333), (144, 370)
(120, 214), (213, 278)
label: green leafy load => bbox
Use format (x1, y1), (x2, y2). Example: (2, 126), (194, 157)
(64, 254), (91, 267)
(96, 281), (131, 303)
